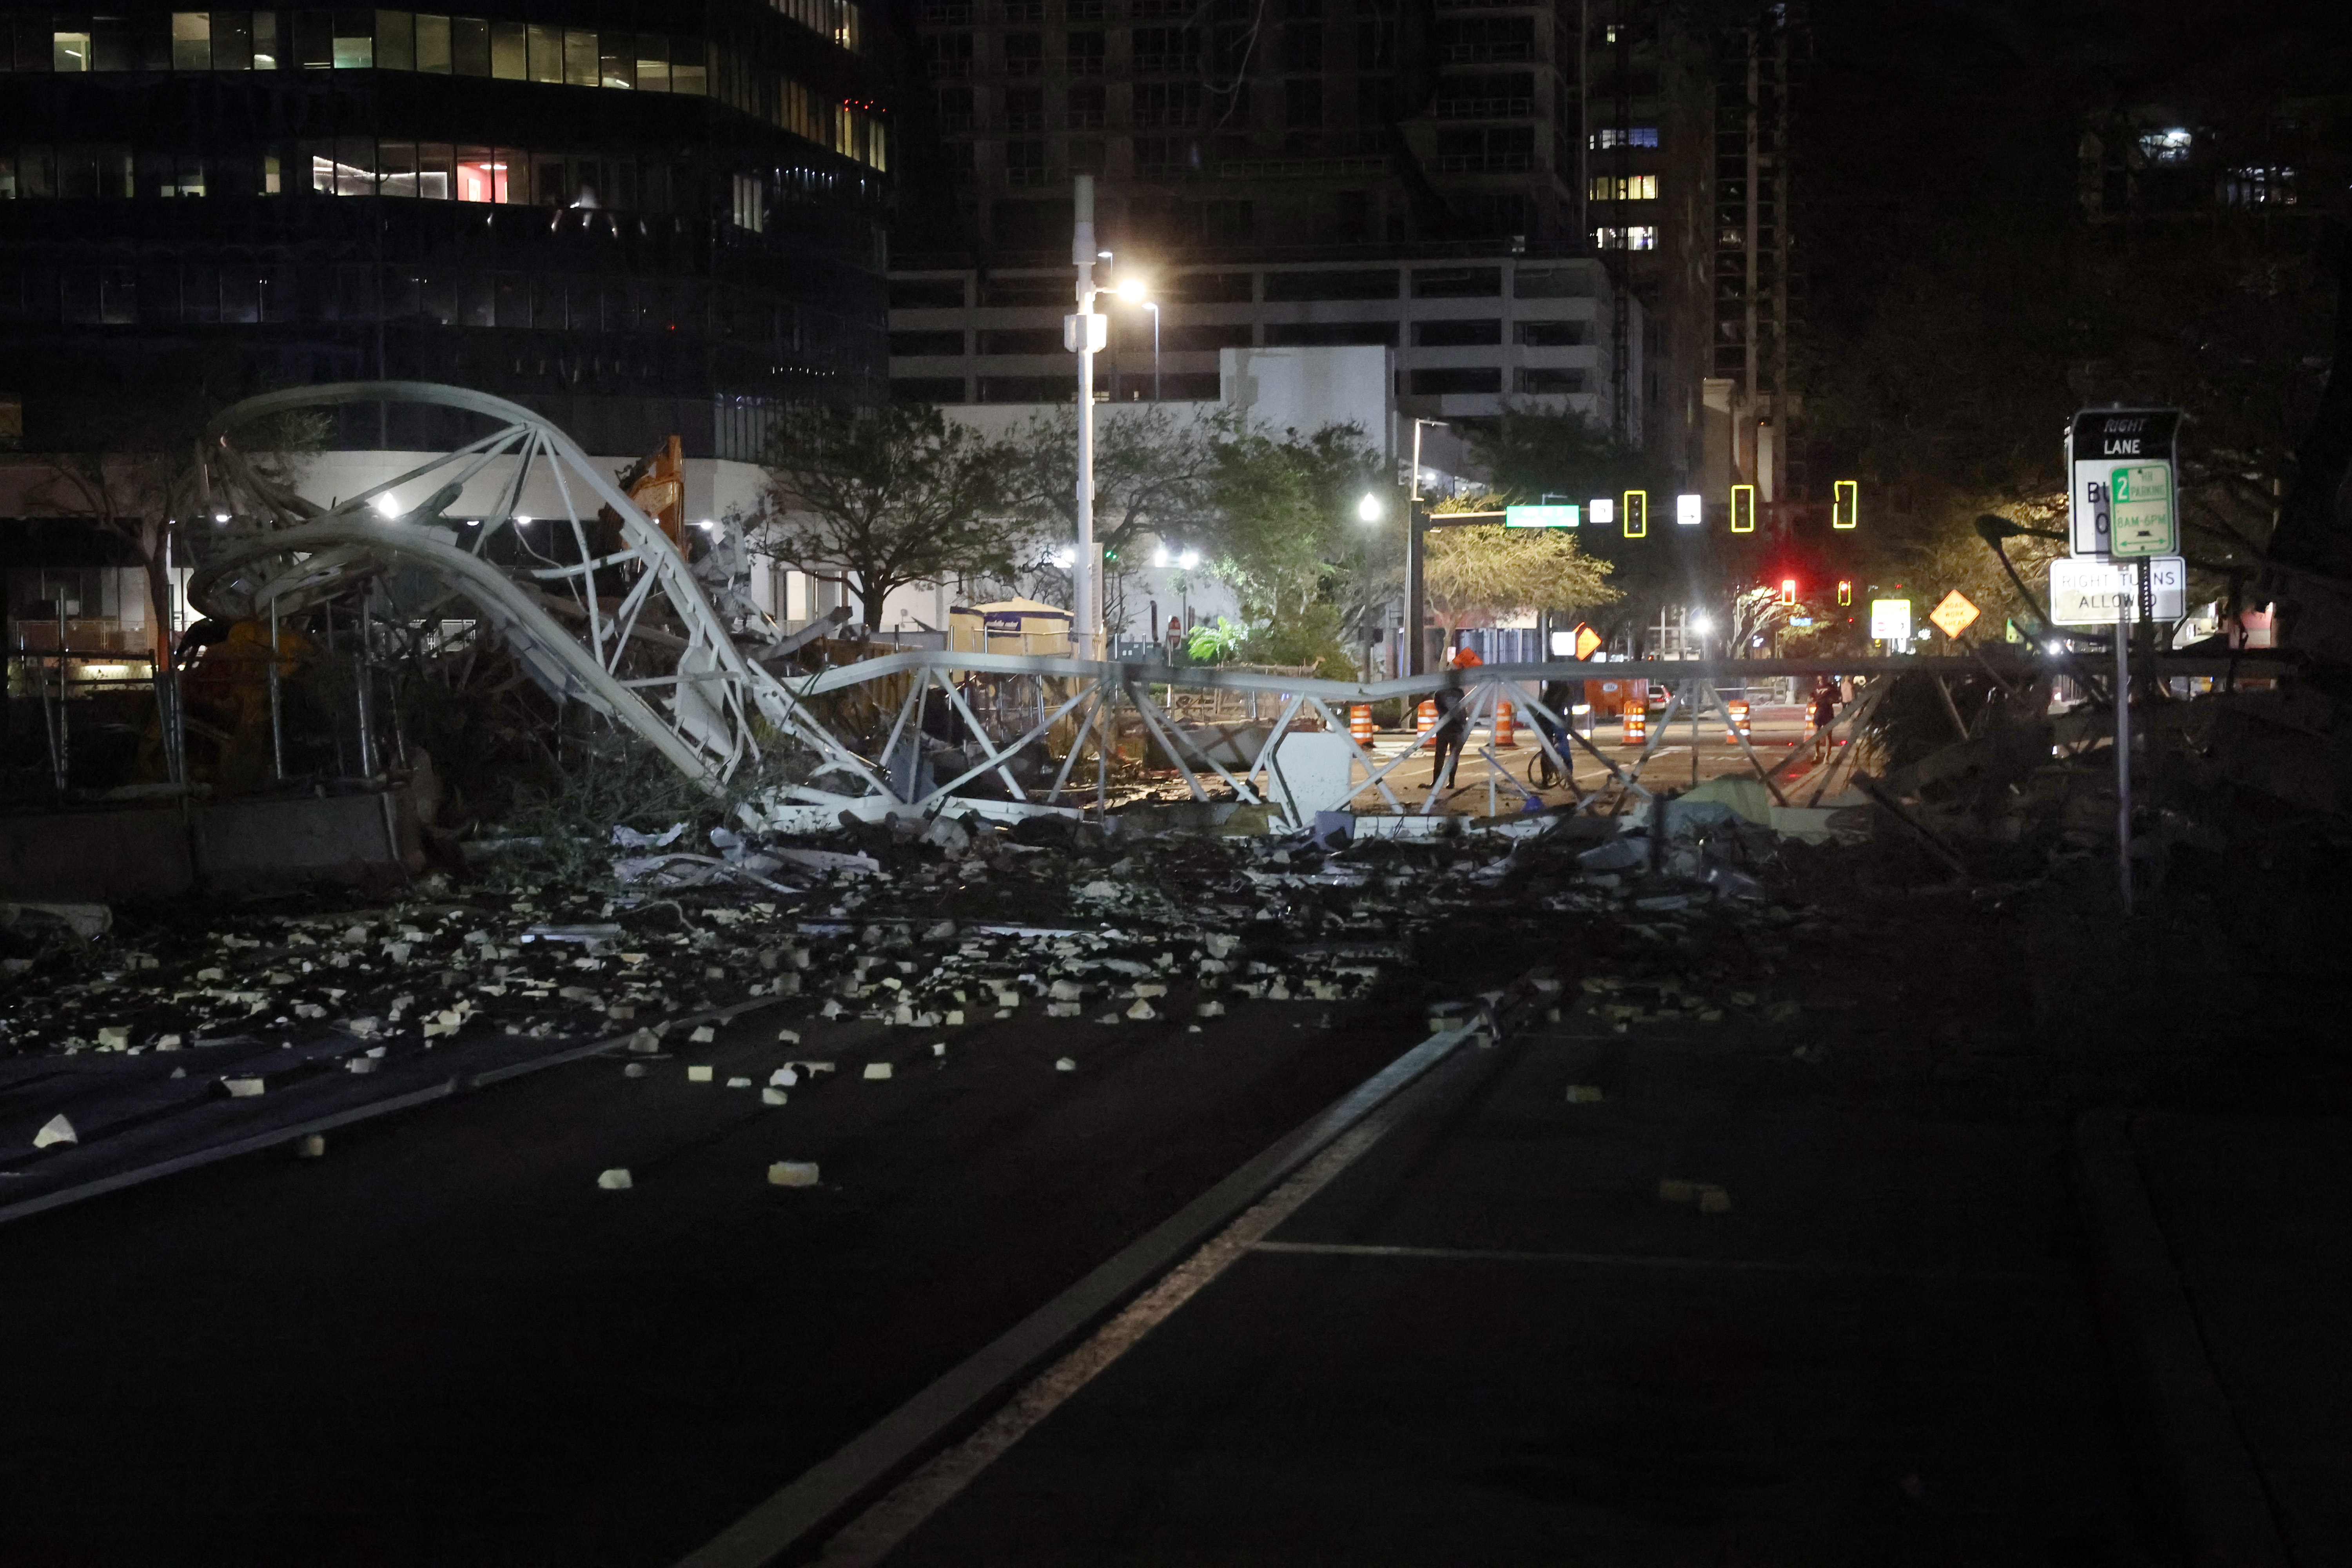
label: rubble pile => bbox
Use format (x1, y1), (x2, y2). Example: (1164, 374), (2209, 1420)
(0, 799), (1837, 1065)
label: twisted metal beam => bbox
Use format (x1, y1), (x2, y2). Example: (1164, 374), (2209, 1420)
(188, 382), (886, 799)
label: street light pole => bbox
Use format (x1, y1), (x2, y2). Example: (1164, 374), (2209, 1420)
(1071, 175), (1102, 659)
(1405, 417), (1444, 676)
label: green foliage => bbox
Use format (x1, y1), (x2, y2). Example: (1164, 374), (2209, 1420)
(755, 403), (1018, 630)
(1420, 516), (1619, 638)
(1237, 600), (1357, 679)
(1472, 404), (1665, 503)
(1462, 406), (1697, 645)
(1185, 615), (1246, 663)
(1802, 222), (2331, 587)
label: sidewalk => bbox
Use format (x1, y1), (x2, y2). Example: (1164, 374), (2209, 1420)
(2114, 1113), (2352, 1563)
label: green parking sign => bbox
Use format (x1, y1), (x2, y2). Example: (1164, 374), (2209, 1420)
(2108, 463), (2176, 557)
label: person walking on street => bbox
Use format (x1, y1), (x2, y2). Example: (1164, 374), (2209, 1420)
(1430, 644), (1483, 791)
(1809, 679), (1839, 764)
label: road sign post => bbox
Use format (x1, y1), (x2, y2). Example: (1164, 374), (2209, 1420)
(2116, 564), (2133, 913)
(2048, 556), (2186, 625)
(2069, 408), (2181, 560)
(1929, 590), (1980, 641)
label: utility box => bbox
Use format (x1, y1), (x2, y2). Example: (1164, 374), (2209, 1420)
(1269, 730), (1359, 826)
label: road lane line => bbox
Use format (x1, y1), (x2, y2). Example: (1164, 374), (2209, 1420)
(673, 1021), (1486, 1568)
(1248, 1239), (2053, 1283)
(812, 1117), (1400, 1568)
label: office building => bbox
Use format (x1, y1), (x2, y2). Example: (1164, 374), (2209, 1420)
(0, 2), (893, 465)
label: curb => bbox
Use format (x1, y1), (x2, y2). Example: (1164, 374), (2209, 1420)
(2073, 1110), (2288, 1568)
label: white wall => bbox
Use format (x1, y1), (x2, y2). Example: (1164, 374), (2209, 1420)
(1220, 346), (1394, 457)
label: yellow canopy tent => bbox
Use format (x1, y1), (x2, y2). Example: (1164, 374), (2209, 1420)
(949, 598), (1073, 657)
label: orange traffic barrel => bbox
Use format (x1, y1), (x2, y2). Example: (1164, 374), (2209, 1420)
(1621, 703), (1646, 746)
(1349, 703), (1374, 744)
(1416, 699), (1437, 735)
(1493, 700), (1515, 747)
(1725, 699), (1751, 742)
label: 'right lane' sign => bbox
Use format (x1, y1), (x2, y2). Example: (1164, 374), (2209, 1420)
(2069, 408), (2181, 559)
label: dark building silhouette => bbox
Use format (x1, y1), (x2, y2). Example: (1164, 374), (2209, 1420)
(0, 3), (895, 459)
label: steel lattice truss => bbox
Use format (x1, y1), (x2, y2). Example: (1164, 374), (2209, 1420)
(190, 381), (2107, 828)
(190, 382), (887, 798)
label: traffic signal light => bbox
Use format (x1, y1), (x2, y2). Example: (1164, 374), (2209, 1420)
(1621, 490), (1647, 538)
(1837, 579), (1852, 606)
(1833, 479), (1859, 530)
(1780, 578), (1797, 606)
(1730, 484), (1756, 533)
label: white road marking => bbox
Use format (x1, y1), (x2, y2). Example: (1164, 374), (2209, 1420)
(811, 1118), (1401, 1568)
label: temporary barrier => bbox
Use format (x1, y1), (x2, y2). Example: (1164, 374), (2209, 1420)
(1725, 699), (1751, 742)
(1349, 704), (1375, 744)
(1416, 699), (1437, 734)
(1621, 703), (1646, 746)
(1493, 700), (1515, 747)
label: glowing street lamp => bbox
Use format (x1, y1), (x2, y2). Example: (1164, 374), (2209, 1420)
(1111, 272), (1160, 402)
(1356, 493), (1383, 524)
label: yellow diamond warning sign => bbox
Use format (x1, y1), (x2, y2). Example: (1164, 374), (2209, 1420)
(1929, 590), (1981, 639)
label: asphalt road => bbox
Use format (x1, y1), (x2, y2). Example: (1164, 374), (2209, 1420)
(864, 987), (2157, 1565)
(0, 994), (1434, 1568)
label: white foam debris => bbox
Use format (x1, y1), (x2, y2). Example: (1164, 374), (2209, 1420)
(768, 1160), (820, 1187)
(33, 1113), (76, 1149)
(597, 1168), (633, 1190)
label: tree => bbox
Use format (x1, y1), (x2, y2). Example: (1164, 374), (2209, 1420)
(753, 403), (1019, 633)
(6, 363), (323, 664)
(999, 402), (1225, 566)
(1422, 513), (1620, 644)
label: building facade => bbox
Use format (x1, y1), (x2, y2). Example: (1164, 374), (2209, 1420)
(0, 2), (895, 463)
(888, 249), (1634, 427)
(1577, 1), (1803, 508)
(904, 0), (1587, 261)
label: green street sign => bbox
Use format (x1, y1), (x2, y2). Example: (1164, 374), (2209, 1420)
(1504, 504), (1580, 528)
(2107, 462), (2176, 557)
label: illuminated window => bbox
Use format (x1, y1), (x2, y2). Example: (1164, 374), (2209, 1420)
(2138, 127), (2191, 165)
(1590, 126), (1657, 149)
(526, 23), (561, 81)
(1587, 174), (1656, 200)
(171, 13), (211, 71)
(309, 138), (376, 196)
(416, 13), (451, 73)
(733, 172), (766, 232)
(490, 21), (524, 78)
(456, 149), (509, 203)
(2221, 166), (2296, 206)
(637, 35), (671, 90)
(332, 15), (374, 67)
(1593, 225), (1655, 250)
(54, 30), (94, 71)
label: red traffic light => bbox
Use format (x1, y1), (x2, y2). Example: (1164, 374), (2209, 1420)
(1780, 578), (1797, 606)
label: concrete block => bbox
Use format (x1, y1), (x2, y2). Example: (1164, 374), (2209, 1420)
(686, 1065), (713, 1082)
(0, 808), (191, 901)
(862, 1062), (893, 1080)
